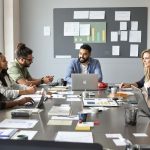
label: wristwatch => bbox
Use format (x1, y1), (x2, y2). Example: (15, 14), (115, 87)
(41, 77), (44, 84)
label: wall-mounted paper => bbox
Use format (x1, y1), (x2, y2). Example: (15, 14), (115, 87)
(74, 11), (89, 19)
(130, 44), (139, 57)
(89, 11), (105, 19)
(80, 24), (90, 36)
(131, 21), (138, 30)
(55, 55), (71, 59)
(129, 31), (141, 43)
(115, 11), (130, 21)
(120, 31), (128, 41)
(120, 22), (127, 30)
(64, 22), (79, 36)
(44, 26), (50, 36)
(75, 43), (83, 49)
(111, 32), (118, 42)
(112, 46), (120, 56)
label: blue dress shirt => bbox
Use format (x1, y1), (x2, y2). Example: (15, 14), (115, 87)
(64, 57), (103, 84)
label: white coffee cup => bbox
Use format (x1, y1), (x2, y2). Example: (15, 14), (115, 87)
(111, 87), (117, 94)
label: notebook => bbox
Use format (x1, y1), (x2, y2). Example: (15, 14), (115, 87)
(71, 74), (98, 91)
(132, 85), (150, 116)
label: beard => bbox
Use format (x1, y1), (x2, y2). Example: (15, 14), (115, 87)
(24, 62), (31, 67)
(78, 57), (89, 63)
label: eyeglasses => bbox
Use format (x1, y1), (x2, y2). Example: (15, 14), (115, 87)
(23, 57), (34, 62)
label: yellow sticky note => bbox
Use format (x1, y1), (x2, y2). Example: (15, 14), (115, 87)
(75, 123), (91, 131)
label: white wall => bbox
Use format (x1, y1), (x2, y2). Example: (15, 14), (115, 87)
(19, 0), (150, 83)
(4, 0), (20, 62)
(0, 0), (4, 52)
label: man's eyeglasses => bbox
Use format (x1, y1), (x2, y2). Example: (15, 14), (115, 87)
(23, 57), (34, 61)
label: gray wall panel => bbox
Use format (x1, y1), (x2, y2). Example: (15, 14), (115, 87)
(19, 0), (149, 83)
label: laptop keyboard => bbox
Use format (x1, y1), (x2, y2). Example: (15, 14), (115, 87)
(48, 82), (59, 86)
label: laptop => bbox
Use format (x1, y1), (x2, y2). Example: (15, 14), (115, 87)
(132, 85), (150, 116)
(71, 74), (98, 91)
(25, 94), (47, 109)
(0, 139), (103, 150)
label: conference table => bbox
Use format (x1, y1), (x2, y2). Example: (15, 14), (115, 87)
(0, 87), (150, 150)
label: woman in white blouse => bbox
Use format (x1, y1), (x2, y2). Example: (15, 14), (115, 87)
(120, 49), (150, 97)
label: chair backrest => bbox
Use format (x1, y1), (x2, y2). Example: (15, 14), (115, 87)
(0, 139), (103, 150)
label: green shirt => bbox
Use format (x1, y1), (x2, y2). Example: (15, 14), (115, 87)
(8, 59), (32, 82)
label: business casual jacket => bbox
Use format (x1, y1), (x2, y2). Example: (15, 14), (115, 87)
(65, 57), (103, 84)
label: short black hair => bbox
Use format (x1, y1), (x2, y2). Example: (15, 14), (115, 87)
(80, 44), (92, 53)
(16, 43), (33, 58)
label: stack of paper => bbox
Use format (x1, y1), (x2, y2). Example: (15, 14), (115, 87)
(0, 129), (18, 139)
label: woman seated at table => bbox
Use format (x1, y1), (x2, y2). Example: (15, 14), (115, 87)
(0, 93), (33, 110)
(0, 52), (36, 100)
(120, 49), (150, 96)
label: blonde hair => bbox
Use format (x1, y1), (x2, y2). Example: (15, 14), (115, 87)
(141, 49), (150, 82)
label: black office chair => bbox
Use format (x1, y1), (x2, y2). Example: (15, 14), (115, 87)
(0, 139), (103, 150)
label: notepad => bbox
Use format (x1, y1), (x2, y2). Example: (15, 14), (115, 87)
(75, 122), (94, 131)
(47, 120), (72, 126)
(0, 129), (18, 139)
(75, 125), (90, 131)
(55, 131), (93, 143)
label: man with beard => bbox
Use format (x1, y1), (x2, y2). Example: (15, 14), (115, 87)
(8, 43), (54, 86)
(65, 44), (103, 84)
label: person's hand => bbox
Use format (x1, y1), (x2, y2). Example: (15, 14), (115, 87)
(17, 97), (34, 106)
(26, 85), (37, 94)
(119, 83), (131, 88)
(43, 75), (54, 83)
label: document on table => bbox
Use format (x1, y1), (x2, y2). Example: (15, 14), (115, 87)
(51, 94), (65, 99)
(47, 120), (72, 126)
(51, 115), (79, 120)
(133, 133), (148, 137)
(0, 129), (18, 139)
(55, 131), (93, 143)
(48, 105), (71, 116)
(0, 119), (38, 129)
(11, 130), (38, 140)
(105, 133), (123, 139)
(67, 97), (81, 101)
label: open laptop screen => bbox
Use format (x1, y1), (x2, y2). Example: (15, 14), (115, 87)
(132, 85), (150, 116)
(0, 140), (103, 150)
(71, 74), (98, 91)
